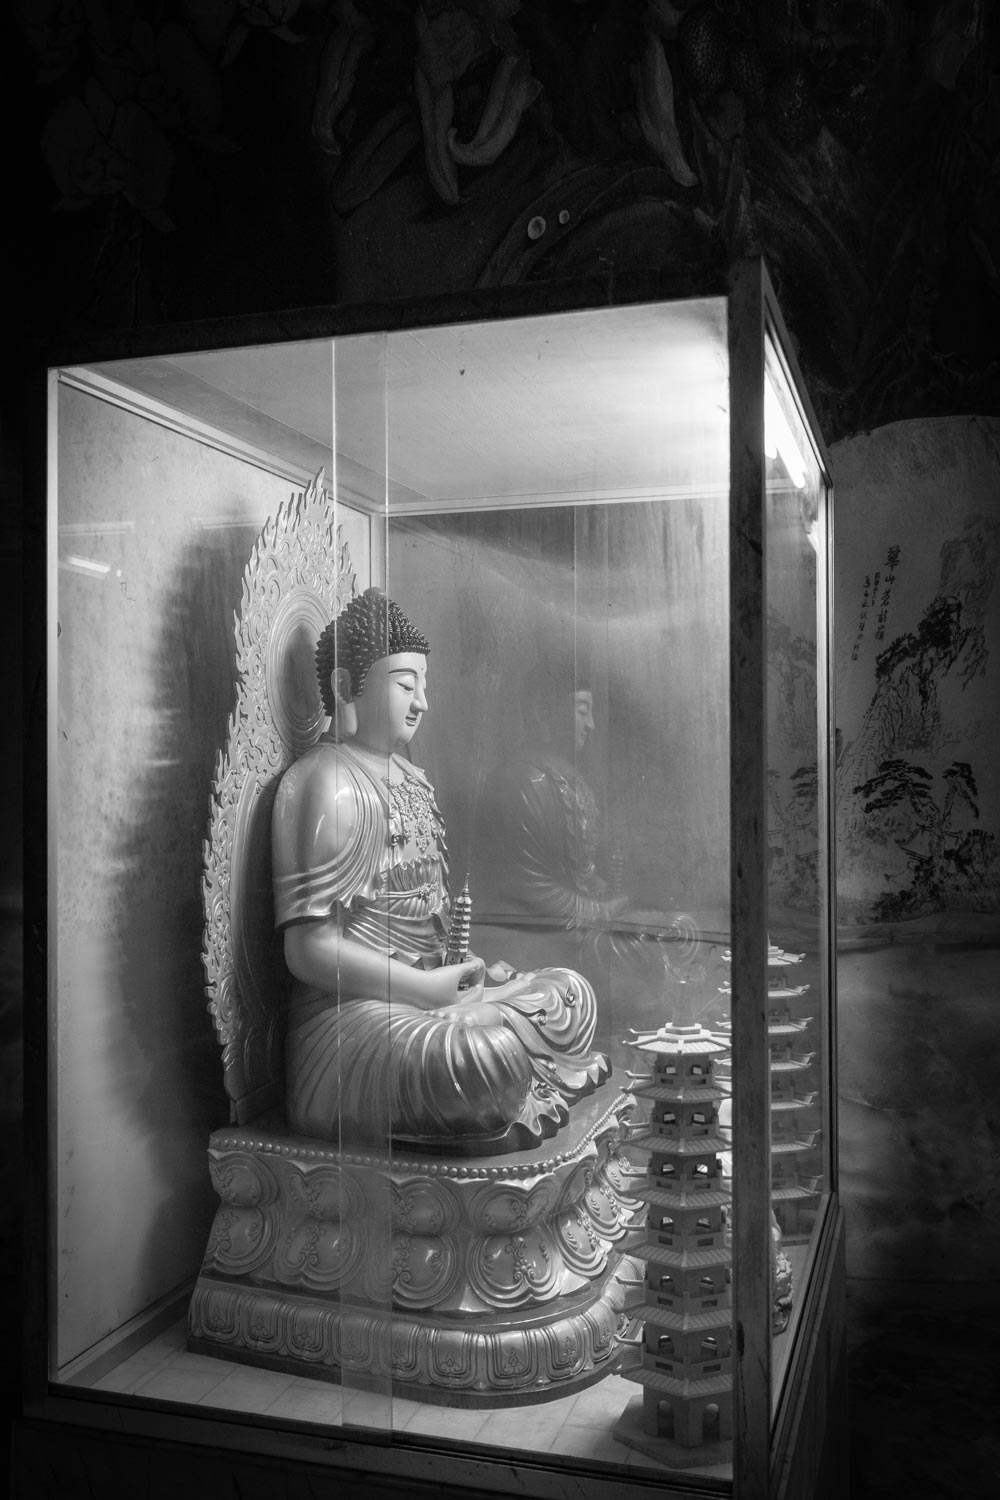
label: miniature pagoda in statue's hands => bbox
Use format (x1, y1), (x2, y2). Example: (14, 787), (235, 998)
(444, 876), (472, 966)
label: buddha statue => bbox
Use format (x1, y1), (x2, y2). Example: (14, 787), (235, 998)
(271, 587), (611, 1152)
(192, 495), (640, 1402)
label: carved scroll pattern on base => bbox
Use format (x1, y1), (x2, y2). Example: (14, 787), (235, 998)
(198, 1118), (641, 1314)
(189, 1254), (644, 1404)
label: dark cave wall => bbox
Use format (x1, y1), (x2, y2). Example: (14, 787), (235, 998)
(9, 0), (1000, 435)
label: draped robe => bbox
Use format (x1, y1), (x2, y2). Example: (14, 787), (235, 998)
(273, 737), (609, 1150)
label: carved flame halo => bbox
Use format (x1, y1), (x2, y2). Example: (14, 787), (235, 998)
(201, 470), (357, 1122)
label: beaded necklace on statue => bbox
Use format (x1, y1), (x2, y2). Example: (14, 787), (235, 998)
(338, 739), (438, 857)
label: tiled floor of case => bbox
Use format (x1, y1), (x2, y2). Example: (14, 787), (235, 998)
(72, 1237), (806, 1478)
(83, 1316), (719, 1475)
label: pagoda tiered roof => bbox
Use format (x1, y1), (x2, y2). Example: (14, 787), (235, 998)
(622, 1366), (733, 1399)
(720, 943), (804, 965)
(633, 1184), (731, 1211)
(769, 1055), (815, 1073)
(771, 1182), (822, 1202)
(628, 1129), (730, 1156)
(767, 943), (805, 965)
(625, 1024), (730, 1061)
(770, 1133), (821, 1155)
(766, 999), (812, 1021)
(638, 1305), (733, 1334)
(627, 1079), (725, 1104)
(640, 1242), (730, 1271)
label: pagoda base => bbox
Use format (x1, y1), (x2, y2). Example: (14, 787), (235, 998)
(613, 1392), (733, 1471)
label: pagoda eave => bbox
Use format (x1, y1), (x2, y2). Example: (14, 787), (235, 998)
(628, 1083), (726, 1104)
(640, 1243), (731, 1270)
(639, 1306), (733, 1333)
(771, 1136), (820, 1154)
(623, 1367), (733, 1399)
(629, 1131), (730, 1156)
(635, 1185), (731, 1210)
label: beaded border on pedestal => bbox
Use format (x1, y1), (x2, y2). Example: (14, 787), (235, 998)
(211, 1090), (634, 1180)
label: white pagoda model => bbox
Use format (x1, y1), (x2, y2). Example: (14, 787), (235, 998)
(615, 1010), (734, 1463)
(715, 940), (821, 1250)
(766, 943), (820, 1239)
(443, 876), (472, 966)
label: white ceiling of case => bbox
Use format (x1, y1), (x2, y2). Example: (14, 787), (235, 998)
(93, 298), (730, 512)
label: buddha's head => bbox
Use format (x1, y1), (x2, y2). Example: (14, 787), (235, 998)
(316, 587), (430, 752)
(524, 659), (595, 757)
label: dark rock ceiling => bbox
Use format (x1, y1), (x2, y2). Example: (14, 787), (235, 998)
(9, 0), (1000, 441)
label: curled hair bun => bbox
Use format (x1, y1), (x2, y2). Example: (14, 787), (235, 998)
(315, 586), (430, 714)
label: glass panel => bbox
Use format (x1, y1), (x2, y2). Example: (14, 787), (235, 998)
(48, 296), (739, 1485)
(50, 340), (346, 1425)
(373, 301), (734, 1474)
(763, 329), (831, 1413)
(329, 331), (394, 1434)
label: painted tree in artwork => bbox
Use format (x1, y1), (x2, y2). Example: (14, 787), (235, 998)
(768, 761), (820, 908)
(838, 512), (999, 919)
(856, 758), (1000, 918)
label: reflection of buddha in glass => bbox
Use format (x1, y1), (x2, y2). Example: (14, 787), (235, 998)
(271, 589), (609, 1151)
(484, 662), (664, 1007)
(493, 663), (630, 931)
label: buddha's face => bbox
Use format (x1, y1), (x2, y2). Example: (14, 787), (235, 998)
(572, 690), (595, 753)
(353, 651), (429, 753)
(533, 685), (595, 755)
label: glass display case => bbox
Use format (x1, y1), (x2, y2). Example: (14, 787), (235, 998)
(22, 262), (844, 1500)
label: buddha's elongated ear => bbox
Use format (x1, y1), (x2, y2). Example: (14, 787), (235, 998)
(331, 666), (353, 706)
(330, 667), (358, 740)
